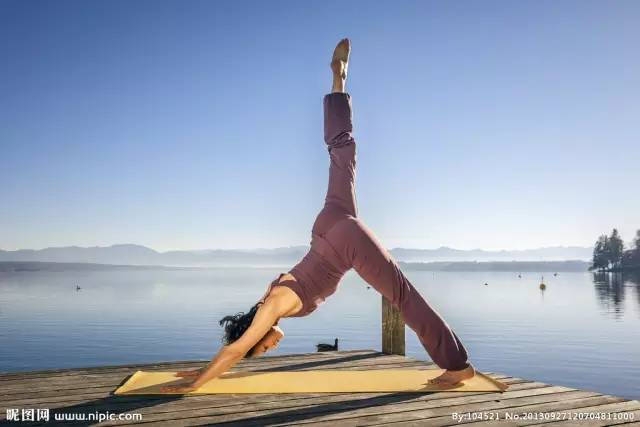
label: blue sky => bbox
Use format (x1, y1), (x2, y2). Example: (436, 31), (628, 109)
(1, 0), (638, 251)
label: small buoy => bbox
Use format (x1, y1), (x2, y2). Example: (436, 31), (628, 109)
(518, 274), (522, 279)
(553, 272), (558, 277)
(484, 282), (488, 286)
(539, 283), (546, 290)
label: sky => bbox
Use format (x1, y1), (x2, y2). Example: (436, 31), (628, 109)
(1, 0), (639, 252)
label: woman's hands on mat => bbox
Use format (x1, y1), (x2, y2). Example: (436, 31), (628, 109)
(159, 346), (245, 393)
(160, 381), (199, 393)
(159, 294), (285, 393)
(154, 366), (201, 393)
(159, 368), (204, 393)
(175, 367), (204, 378)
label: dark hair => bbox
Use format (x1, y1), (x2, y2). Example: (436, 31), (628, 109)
(219, 302), (263, 357)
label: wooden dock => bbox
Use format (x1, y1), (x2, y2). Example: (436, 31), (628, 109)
(1, 349), (638, 426)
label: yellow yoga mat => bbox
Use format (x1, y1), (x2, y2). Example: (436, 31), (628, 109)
(114, 369), (508, 395)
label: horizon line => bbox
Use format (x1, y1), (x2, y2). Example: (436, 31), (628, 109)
(0, 243), (595, 253)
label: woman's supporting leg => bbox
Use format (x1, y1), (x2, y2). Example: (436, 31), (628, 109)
(329, 216), (470, 371)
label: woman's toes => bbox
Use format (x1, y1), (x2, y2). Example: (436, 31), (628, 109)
(333, 39), (350, 61)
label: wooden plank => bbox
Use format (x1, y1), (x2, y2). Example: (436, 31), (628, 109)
(0, 357), (434, 399)
(84, 379), (546, 426)
(0, 366), (516, 425)
(529, 402), (640, 426)
(24, 375), (517, 426)
(0, 354), (388, 390)
(356, 396), (640, 427)
(0, 373), (514, 421)
(219, 391), (621, 427)
(33, 376), (522, 427)
(0, 360), (443, 407)
(4, 350), (629, 427)
(49, 377), (524, 427)
(0, 354), (430, 394)
(382, 296), (405, 355)
(356, 405), (638, 427)
(0, 349), (378, 381)
(4, 377), (514, 421)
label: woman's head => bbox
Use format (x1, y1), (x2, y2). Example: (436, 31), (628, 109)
(219, 303), (283, 358)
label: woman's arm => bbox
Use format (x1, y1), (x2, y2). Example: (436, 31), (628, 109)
(160, 300), (282, 393)
(258, 281), (275, 305)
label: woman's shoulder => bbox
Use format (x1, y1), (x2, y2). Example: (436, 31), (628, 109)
(268, 279), (304, 317)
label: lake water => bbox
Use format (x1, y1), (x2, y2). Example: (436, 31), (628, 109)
(1, 268), (638, 400)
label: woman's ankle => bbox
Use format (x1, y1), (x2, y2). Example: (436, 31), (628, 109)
(332, 76), (345, 93)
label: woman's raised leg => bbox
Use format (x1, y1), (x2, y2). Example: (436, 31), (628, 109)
(312, 39), (358, 237)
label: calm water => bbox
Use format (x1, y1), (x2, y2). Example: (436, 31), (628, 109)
(1, 268), (639, 400)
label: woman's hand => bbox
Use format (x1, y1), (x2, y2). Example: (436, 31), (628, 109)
(160, 367), (207, 393)
(160, 381), (199, 394)
(174, 367), (204, 378)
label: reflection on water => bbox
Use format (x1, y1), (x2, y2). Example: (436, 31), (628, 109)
(593, 271), (640, 320)
(0, 268), (638, 400)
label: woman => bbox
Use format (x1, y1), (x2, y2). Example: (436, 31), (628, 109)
(161, 38), (475, 392)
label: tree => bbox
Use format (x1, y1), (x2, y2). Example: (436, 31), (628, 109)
(629, 229), (640, 268)
(591, 234), (609, 271)
(608, 228), (624, 269)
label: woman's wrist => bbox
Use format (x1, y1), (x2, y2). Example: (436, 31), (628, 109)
(191, 369), (215, 388)
(190, 350), (241, 388)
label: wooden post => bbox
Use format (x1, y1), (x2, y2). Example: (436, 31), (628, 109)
(381, 295), (405, 355)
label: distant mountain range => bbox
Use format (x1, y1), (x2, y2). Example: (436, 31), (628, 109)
(0, 244), (593, 267)
(0, 260), (591, 273)
(398, 260), (590, 272)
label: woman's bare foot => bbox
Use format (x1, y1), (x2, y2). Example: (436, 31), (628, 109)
(331, 38), (350, 92)
(427, 364), (476, 387)
(331, 38), (350, 78)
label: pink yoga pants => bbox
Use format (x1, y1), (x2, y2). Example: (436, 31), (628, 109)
(312, 92), (470, 371)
